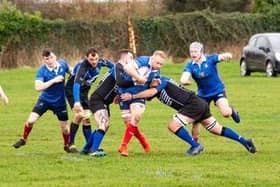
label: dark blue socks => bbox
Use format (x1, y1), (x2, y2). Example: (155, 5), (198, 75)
(91, 129), (105, 152)
(175, 127), (200, 147)
(221, 127), (247, 145)
(82, 125), (92, 143)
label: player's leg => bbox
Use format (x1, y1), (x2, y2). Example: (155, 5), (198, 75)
(191, 123), (200, 142)
(55, 105), (71, 153)
(119, 109), (132, 156)
(81, 109), (92, 143)
(87, 108), (109, 157)
(59, 120), (71, 153)
(80, 96), (92, 144)
(169, 113), (203, 155)
(13, 99), (47, 149)
(215, 94), (240, 123)
(201, 116), (256, 153)
(68, 112), (83, 152)
(130, 102), (150, 153)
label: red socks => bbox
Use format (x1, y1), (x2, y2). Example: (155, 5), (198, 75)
(62, 132), (70, 146)
(22, 123), (33, 141)
(120, 124), (150, 151)
(121, 124), (135, 146)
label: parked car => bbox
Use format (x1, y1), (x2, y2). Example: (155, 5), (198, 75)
(240, 33), (280, 77)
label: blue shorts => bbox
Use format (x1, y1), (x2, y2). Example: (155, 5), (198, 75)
(199, 91), (227, 105)
(32, 99), (68, 121)
(119, 98), (145, 110)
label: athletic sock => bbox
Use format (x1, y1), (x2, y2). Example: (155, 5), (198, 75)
(22, 123), (33, 141)
(83, 130), (95, 151)
(134, 127), (149, 148)
(69, 122), (79, 145)
(62, 132), (70, 146)
(175, 127), (200, 147)
(221, 127), (247, 145)
(82, 125), (92, 143)
(91, 129), (105, 152)
(120, 124), (135, 147)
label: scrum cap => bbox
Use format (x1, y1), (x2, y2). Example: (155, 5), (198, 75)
(189, 42), (204, 53)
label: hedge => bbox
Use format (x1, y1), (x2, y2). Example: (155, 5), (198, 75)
(1, 3), (280, 68)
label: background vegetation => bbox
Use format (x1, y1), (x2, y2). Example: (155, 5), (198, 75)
(0, 62), (279, 186)
(1, 0), (280, 68)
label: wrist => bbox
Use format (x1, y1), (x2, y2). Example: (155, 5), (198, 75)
(131, 94), (134, 100)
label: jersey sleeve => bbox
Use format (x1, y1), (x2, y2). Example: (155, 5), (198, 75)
(155, 77), (169, 92)
(58, 59), (70, 73)
(100, 59), (114, 69)
(135, 56), (149, 69)
(35, 67), (45, 82)
(209, 54), (219, 64)
(183, 61), (192, 73)
(74, 62), (88, 85)
(115, 63), (134, 88)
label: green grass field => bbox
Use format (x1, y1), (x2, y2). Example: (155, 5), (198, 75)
(0, 61), (279, 186)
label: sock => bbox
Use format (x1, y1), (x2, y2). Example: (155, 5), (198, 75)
(82, 125), (92, 143)
(69, 122), (79, 145)
(221, 127), (247, 145)
(120, 124), (135, 147)
(83, 130), (95, 151)
(175, 127), (200, 147)
(62, 132), (70, 146)
(22, 123), (33, 141)
(91, 129), (105, 152)
(134, 127), (149, 148)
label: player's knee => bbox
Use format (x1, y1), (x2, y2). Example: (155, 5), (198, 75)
(221, 109), (231, 118)
(98, 123), (110, 132)
(60, 123), (69, 133)
(203, 120), (222, 135)
(168, 119), (183, 133)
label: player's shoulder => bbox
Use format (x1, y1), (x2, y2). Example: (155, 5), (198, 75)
(205, 54), (219, 61)
(136, 56), (150, 64)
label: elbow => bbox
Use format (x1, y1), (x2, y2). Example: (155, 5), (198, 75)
(180, 77), (189, 85)
(35, 86), (43, 91)
(35, 88), (41, 92)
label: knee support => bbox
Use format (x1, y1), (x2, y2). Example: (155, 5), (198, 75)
(205, 120), (217, 131)
(173, 113), (188, 126)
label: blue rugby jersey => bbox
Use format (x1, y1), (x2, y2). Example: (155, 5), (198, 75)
(36, 59), (70, 106)
(117, 56), (160, 95)
(183, 54), (225, 97)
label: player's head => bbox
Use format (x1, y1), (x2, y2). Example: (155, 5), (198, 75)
(118, 49), (135, 65)
(151, 50), (167, 70)
(189, 42), (203, 63)
(42, 49), (57, 68)
(86, 48), (99, 67)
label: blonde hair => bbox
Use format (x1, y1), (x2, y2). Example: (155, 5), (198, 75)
(152, 50), (167, 59)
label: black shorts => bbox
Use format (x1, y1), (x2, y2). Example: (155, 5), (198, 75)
(32, 99), (68, 121)
(89, 93), (114, 116)
(178, 95), (211, 123)
(65, 86), (90, 110)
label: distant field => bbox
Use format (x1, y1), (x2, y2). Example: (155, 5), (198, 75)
(0, 61), (279, 186)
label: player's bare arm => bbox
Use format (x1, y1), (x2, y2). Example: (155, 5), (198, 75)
(218, 52), (233, 61)
(121, 88), (158, 101)
(180, 71), (192, 85)
(35, 75), (64, 91)
(123, 63), (147, 84)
